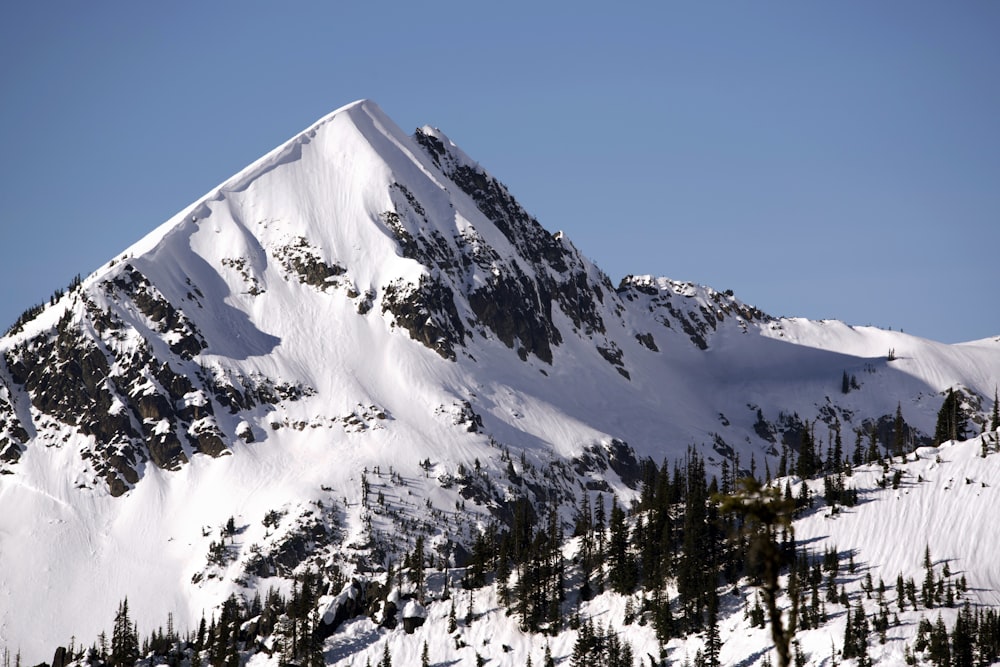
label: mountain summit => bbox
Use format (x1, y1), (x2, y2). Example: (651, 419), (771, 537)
(0, 101), (997, 662)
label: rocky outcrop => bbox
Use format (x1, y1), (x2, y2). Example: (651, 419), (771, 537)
(0, 264), (313, 494)
(382, 276), (466, 361)
(0, 375), (28, 468)
(380, 130), (615, 366)
(314, 580), (367, 640)
(618, 275), (772, 350)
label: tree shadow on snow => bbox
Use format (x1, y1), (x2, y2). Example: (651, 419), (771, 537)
(733, 646), (772, 667)
(323, 623), (384, 664)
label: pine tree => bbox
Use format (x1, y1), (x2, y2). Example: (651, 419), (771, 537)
(448, 599), (457, 633)
(833, 420), (844, 473)
(621, 641), (634, 667)
(571, 618), (596, 667)
(411, 535), (426, 601)
(922, 545), (936, 609)
(594, 493), (607, 563)
(110, 598), (139, 667)
(893, 403), (906, 457)
(929, 614), (950, 667)
(844, 600), (870, 663)
(796, 423), (817, 479)
(934, 388), (968, 445)
(704, 591), (721, 667)
(381, 642), (392, 667)
(866, 428), (879, 464)
(421, 641), (430, 667)
(842, 605), (854, 658)
(608, 499), (636, 594)
(853, 431), (864, 467)
(992, 387), (999, 433)
(952, 604), (974, 667)
(573, 494), (592, 537)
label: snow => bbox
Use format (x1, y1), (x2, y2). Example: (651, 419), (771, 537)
(319, 582), (361, 625)
(401, 599), (426, 619)
(0, 99), (997, 663)
(316, 433), (1000, 667)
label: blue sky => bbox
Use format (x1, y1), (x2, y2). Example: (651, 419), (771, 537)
(1, 2), (998, 343)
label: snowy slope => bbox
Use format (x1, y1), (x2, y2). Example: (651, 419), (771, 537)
(311, 432), (1000, 667)
(0, 100), (997, 662)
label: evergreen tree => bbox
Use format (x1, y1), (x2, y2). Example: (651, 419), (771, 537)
(934, 389), (968, 445)
(929, 614), (950, 667)
(110, 598), (139, 667)
(704, 591), (721, 667)
(573, 494), (592, 537)
(796, 423), (818, 479)
(448, 599), (457, 633)
(893, 403), (906, 457)
(677, 452), (715, 629)
(992, 387), (999, 433)
(833, 420), (844, 474)
(923, 546), (936, 609)
(866, 428), (880, 464)
(594, 493), (607, 554)
(952, 606), (974, 667)
(571, 619), (596, 667)
(842, 605), (854, 658)
(608, 499), (636, 594)
(410, 535), (426, 601)
(843, 600), (870, 664)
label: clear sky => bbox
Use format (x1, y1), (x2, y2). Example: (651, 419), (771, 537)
(1, 2), (998, 343)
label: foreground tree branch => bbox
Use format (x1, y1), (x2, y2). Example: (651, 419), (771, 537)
(717, 478), (798, 667)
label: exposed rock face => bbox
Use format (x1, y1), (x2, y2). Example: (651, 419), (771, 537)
(274, 236), (346, 289)
(0, 265), (310, 495)
(382, 275), (466, 361)
(617, 275), (771, 350)
(111, 266), (207, 360)
(412, 128), (613, 364)
(0, 373), (29, 467)
(401, 599), (427, 634)
(315, 580), (367, 641)
(5, 309), (142, 494)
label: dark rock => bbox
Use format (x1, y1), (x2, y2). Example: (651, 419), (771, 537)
(402, 614), (425, 634)
(635, 332), (659, 351)
(382, 276), (465, 360)
(314, 580), (367, 641)
(469, 271), (555, 364)
(51, 646), (66, 667)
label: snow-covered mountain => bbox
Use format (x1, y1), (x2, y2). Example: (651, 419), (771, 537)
(0, 100), (997, 664)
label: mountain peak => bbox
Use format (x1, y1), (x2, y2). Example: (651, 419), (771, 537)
(2, 101), (1000, 662)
